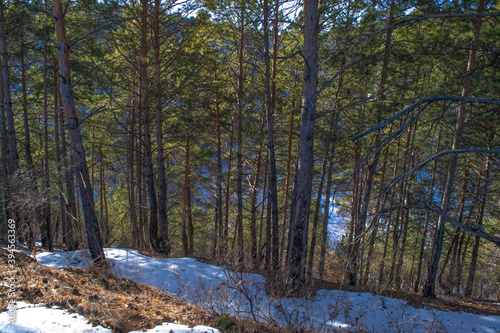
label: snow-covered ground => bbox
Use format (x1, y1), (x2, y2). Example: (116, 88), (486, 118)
(3, 248), (500, 332)
(0, 302), (219, 333)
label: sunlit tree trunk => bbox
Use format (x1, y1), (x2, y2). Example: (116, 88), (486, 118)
(53, 0), (105, 264)
(286, 0), (320, 286)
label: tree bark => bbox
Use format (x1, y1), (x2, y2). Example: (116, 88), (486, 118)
(223, 119), (234, 261)
(0, 0), (19, 174)
(58, 74), (78, 251)
(258, 151), (269, 266)
(129, 92), (139, 248)
(378, 121), (401, 286)
(42, 6), (53, 250)
(213, 69), (223, 261)
(263, 0), (279, 271)
(20, 33), (38, 249)
(0, 50), (8, 241)
(286, 0), (320, 286)
(465, 133), (493, 297)
(279, 93), (295, 264)
(414, 128), (441, 292)
(394, 123), (416, 289)
(138, 0), (159, 253)
(154, 0), (170, 256)
(250, 113), (265, 267)
(423, 0), (485, 298)
(52, 0), (105, 264)
(363, 146), (389, 285)
(351, 0), (395, 286)
(235, 4), (245, 268)
(307, 109), (337, 282)
(182, 134), (193, 256)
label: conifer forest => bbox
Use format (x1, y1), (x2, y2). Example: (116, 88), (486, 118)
(1, 0), (499, 305)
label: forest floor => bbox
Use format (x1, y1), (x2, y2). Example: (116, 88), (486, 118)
(1, 247), (499, 332)
(142, 249), (500, 318)
(313, 280), (500, 317)
(0, 249), (276, 333)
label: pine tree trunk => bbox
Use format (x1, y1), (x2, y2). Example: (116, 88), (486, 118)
(182, 135), (193, 256)
(264, 0), (279, 271)
(318, 157), (334, 281)
(444, 165), (469, 294)
(363, 146), (389, 285)
(286, 0), (319, 286)
(351, 0), (394, 286)
(0, 0), (19, 174)
(236, 5), (246, 268)
(465, 132), (493, 297)
(394, 124), (416, 289)
(423, 0), (485, 298)
(139, 0), (159, 253)
(250, 113), (265, 268)
(307, 109), (337, 281)
(223, 120), (234, 261)
(258, 151), (269, 266)
(414, 129), (441, 292)
(279, 94), (295, 264)
(137, 93), (145, 250)
(378, 121), (402, 287)
(213, 69), (223, 261)
(347, 143), (362, 285)
(52, 0), (105, 264)
(42, 9), (53, 250)
(54, 98), (66, 249)
(58, 74), (77, 251)
(21, 36), (38, 249)
(154, 0), (169, 256)
(129, 93), (139, 248)
(0, 52), (8, 240)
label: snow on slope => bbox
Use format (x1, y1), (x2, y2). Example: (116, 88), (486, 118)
(25, 248), (500, 332)
(0, 302), (110, 333)
(0, 302), (219, 333)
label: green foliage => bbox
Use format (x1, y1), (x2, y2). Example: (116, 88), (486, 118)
(1, 0), (498, 300)
(214, 313), (236, 331)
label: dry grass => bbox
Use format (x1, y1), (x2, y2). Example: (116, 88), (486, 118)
(0, 249), (285, 333)
(0, 249), (210, 332)
(3, 248), (496, 332)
